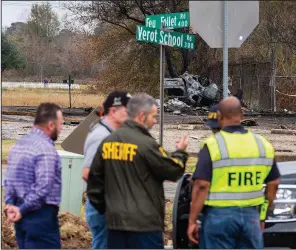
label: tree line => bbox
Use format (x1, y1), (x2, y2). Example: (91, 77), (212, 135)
(2, 2), (98, 82)
(2, 1), (296, 95)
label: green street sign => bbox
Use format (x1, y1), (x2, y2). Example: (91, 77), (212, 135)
(145, 12), (190, 29)
(136, 25), (195, 50)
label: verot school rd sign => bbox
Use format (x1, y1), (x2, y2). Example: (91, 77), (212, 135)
(136, 25), (195, 50)
(137, 12), (195, 145)
(145, 12), (190, 29)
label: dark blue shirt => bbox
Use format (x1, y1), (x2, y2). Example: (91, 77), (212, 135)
(192, 125), (280, 182)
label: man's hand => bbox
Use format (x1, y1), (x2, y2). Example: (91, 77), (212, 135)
(187, 221), (199, 245)
(260, 221), (265, 232)
(176, 136), (189, 151)
(82, 167), (90, 182)
(5, 205), (22, 222)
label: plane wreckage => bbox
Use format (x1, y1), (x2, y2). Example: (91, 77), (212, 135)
(164, 72), (223, 107)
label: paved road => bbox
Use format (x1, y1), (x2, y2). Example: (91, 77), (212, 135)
(164, 182), (178, 200)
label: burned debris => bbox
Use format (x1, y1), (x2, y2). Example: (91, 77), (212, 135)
(164, 72), (221, 107)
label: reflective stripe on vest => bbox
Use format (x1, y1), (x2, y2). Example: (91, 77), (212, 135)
(208, 190), (263, 201)
(213, 158), (273, 169)
(214, 132), (266, 159)
(204, 130), (274, 207)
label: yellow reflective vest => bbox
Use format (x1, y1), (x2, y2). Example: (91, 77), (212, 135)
(204, 130), (274, 207)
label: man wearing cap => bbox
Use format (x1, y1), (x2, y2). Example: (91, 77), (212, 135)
(205, 104), (220, 134)
(195, 104), (221, 166)
(87, 93), (189, 249)
(83, 90), (131, 249)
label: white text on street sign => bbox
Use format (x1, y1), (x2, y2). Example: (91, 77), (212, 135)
(136, 25), (195, 50)
(145, 12), (190, 29)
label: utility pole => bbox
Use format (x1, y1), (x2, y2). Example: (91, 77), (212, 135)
(223, 0), (229, 99)
(159, 22), (165, 146)
(270, 45), (277, 112)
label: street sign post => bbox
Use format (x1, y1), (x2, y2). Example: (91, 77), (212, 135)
(136, 25), (195, 50)
(63, 75), (74, 108)
(137, 14), (194, 145)
(159, 23), (165, 146)
(145, 12), (190, 29)
(223, 1), (228, 99)
(189, 1), (259, 98)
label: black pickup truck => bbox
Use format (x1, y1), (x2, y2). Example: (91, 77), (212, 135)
(172, 161), (296, 249)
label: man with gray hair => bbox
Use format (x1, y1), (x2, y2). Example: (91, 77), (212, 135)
(83, 90), (131, 249)
(87, 93), (189, 249)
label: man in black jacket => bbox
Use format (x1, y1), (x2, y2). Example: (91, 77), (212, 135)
(87, 93), (189, 249)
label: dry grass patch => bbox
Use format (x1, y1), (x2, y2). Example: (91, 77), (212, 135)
(2, 195), (175, 249)
(2, 194), (18, 249)
(59, 213), (92, 248)
(2, 207), (92, 249)
(2, 189), (91, 249)
(2, 140), (16, 164)
(2, 88), (105, 108)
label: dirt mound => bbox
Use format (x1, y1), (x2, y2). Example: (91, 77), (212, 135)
(2, 199), (173, 248)
(1, 210), (92, 249)
(2, 210), (16, 248)
(59, 213), (92, 249)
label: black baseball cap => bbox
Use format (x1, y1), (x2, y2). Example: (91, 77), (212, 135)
(103, 91), (131, 114)
(205, 104), (220, 129)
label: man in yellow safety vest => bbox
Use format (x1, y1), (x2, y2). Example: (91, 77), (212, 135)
(187, 96), (280, 249)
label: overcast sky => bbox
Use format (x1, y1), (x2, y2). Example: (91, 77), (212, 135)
(2, 1), (66, 27)
(1, 1), (91, 30)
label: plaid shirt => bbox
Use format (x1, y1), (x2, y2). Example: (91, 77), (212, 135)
(4, 127), (61, 216)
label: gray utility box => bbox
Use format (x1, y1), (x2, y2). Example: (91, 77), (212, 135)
(58, 150), (84, 216)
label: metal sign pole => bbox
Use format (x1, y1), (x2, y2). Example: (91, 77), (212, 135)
(271, 45), (277, 112)
(68, 75), (72, 109)
(159, 22), (165, 146)
(223, 0), (229, 99)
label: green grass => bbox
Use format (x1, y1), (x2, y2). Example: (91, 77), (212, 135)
(2, 140), (16, 163)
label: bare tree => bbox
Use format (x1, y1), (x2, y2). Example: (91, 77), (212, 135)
(64, 0), (194, 77)
(26, 2), (60, 81)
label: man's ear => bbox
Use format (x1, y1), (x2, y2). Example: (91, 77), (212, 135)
(47, 120), (55, 131)
(138, 111), (145, 122)
(108, 107), (116, 116)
